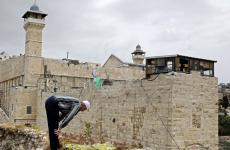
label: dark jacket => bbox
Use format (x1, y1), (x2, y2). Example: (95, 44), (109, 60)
(54, 96), (81, 129)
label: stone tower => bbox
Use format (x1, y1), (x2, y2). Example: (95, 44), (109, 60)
(131, 44), (145, 65)
(22, 2), (47, 86)
(22, 2), (47, 57)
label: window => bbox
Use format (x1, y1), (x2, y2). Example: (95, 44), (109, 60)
(194, 61), (199, 70)
(157, 59), (165, 66)
(179, 58), (189, 73)
(26, 106), (32, 114)
(203, 70), (212, 76)
(167, 61), (173, 71)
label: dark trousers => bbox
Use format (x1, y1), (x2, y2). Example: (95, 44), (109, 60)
(45, 96), (60, 150)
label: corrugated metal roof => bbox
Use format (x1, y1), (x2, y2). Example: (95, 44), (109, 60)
(146, 54), (217, 62)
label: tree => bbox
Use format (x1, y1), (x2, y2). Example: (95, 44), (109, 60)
(226, 83), (230, 89)
(222, 96), (229, 109)
(219, 95), (230, 135)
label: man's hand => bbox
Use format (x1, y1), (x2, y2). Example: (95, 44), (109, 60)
(54, 128), (62, 138)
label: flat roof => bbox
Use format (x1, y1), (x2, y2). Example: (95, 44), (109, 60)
(146, 54), (217, 63)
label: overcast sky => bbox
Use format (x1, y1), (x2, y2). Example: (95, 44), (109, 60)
(0, 0), (230, 83)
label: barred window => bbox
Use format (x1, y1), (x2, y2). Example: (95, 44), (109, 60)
(26, 106), (32, 114)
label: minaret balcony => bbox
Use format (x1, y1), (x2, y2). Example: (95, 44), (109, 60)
(132, 55), (145, 59)
(24, 18), (45, 25)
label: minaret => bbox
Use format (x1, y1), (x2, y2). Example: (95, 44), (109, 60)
(131, 44), (146, 65)
(22, 1), (47, 57)
(22, 1), (47, 86)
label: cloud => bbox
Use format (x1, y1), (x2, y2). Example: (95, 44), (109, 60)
(0, 0), (229, 82)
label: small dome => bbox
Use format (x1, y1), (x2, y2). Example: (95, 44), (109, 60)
(136, 44), (141, 50)
(30, 4), (39, 11)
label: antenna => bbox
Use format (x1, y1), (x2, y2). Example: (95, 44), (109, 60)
(34, 0), (37, 5)
(67, 51), (69, 60)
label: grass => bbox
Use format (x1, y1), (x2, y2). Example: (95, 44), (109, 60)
(63, 143), (116, 150)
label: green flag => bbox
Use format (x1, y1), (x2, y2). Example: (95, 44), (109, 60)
(95, 77), (103, 88)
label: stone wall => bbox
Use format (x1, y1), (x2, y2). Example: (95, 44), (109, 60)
(103, 55), (123, 68)
(0, 86), (37, 123)
(0, 55), (144, 123)
(0, 56), (24, 82)
(0, 56), (144, 85)
(9, 87), (38, 124)
(171, 71), (218, 149)
(23, 56), (43, 86)
(37, 76), (171, 149)
(0, 55), (218, 149)
(36, 72), (218, 149)
(44, 58), (145, 81)
(0, 124), (46, 150)
(0, 56), (25, 115)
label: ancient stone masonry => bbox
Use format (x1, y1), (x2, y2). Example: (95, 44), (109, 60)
(0, 55), (144, 124)
(131, 107), (146, 140)
(0, 56), (25, 116)
(36, 72), (218, 149)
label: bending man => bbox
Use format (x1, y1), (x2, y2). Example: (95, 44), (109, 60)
(45, 95), (90, 150)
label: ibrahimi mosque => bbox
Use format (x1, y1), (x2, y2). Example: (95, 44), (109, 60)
(0, 2), (219, 149)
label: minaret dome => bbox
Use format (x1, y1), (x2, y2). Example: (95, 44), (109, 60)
(30, 4), (39, 11)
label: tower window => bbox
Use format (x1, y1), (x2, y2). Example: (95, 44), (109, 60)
(26, 106), (32, 114)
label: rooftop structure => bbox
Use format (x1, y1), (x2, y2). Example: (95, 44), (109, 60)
(146, 54), (216, 78)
